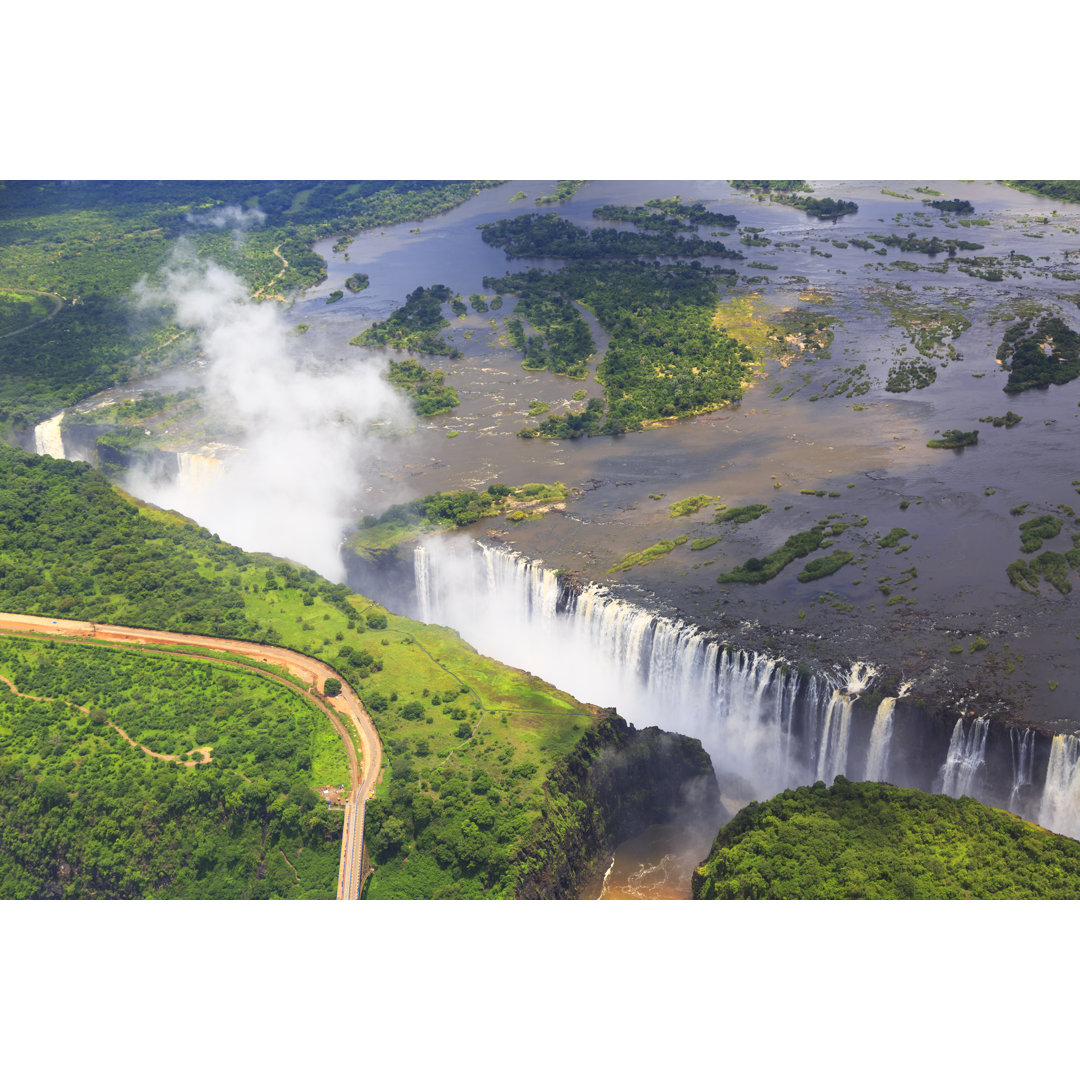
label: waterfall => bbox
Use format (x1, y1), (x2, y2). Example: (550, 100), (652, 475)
(1038, 734), (1080, 839)
(1009, 727), (1035, 812)
(175, 451), (225, 495)
(33, 411), (66, 458)
(414, 546), (432, 624)
(864, 680), (912, 782)
(407, 538), (1080, 838)
(939, 717), (989, 797)
(864, 698), (897, 782)
(412, 538), (870, 800)
(816, 690), (854, 783)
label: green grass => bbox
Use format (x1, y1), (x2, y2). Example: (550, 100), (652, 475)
(669, 495), (714, 518)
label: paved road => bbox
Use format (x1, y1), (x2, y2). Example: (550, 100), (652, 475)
(0, 612), (383, 900)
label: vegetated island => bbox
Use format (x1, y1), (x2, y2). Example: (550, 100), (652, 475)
(347, 482), (570, 559)
(728, 181), (858, 220)
(996, 315), (1080, 393)
(691, 777), (1080, 899)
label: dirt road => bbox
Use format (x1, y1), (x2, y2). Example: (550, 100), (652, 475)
(0, 612), (382, 900)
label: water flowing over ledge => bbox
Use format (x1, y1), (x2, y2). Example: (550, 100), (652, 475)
(410, 538), (1080, 840)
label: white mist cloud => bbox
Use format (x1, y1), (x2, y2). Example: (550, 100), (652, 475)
(185, 204), (267, 230)
(129, 246), (413, 582)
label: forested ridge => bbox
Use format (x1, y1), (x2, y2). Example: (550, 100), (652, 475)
(692, 777), (1080, 899)
(0, 446), (633, 899)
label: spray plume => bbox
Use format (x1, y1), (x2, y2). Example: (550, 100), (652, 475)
(128, 244), (412, 582)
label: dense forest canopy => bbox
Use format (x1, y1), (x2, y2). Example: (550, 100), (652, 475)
(692, 777), (1080, 899)
(0, 446), (612, 899)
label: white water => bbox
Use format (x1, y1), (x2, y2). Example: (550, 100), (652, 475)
(175, 451), (226, 495)
(939, 717), (990, 797)
(415, 539), (871, 800)
(33, 411), (65, 458)
(863, 679), (913, 782)
(412, 539), (1080, 839)
(1038, 734), (1080, 836)
(1009, 727), (1035, 812)
(864, 698), (897, 782)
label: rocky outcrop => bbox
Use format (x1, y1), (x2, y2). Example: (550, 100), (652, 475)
(513, 708), (722, 899)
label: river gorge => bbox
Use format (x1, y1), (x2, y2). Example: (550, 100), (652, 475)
(25, 179), (1080, 880)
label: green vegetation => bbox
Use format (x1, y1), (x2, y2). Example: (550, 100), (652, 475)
(714, 503), (769, 525)
(926, 430), (978, 449)
(350, 284), (464, 359)
(609, 539), (684, 573)
(0, 289), (57, 336)
(797, 551), (854, 582)
(669, 495), (714, 518)
(384, 358), (460, 417)
(690, 537), (719, 551)
(1019, 514), (1063, 553)
(776, 195), (858, 220)
(996, 315), (1080, 393)
(508, 290), (593, 377)
(867, 233), (983, 256)
(717, 526), (826, 584)
(914, 187), (943, 197)
(0, 181), (495, 429)
(326, 290), (343, 304)
(729, 181), (812, 193)
(348, 483), (569, 557)
(0, 446), (637, 899)
(489, 261), (753, 434)
(885, 358), (937, 392)
(929, 199), (975, 215)
(519, 398), (605, 439)
(535, 181), (586, 205)
(344, 273), (369, 293)
(691, 777), (1080, 899)
(0, 635), (344, 898)
(480, 212), (742, 262)
(979, 411), (1022, 428)
(879, 527), (910, 548)
(1005, 181), (1080, 204)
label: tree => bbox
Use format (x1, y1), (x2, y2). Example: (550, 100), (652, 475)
(323, 678), (342, 697)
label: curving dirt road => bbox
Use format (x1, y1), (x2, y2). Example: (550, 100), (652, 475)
(0, 289), (64, 341)
(0, 612), (382, 900)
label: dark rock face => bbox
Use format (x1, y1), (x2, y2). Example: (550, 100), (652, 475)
(513, 709), (722, 899)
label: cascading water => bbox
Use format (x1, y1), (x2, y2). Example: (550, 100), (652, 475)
(1038, 734), (1080, 836)
(939, 717), (990, 797)
(33, 412), (66, 458)
(863, 679), (913, 782)
(175, 451), (225, 495)
(409, 538), (1080, 840)
(1009, 727), (1035, 812)
(415, 538), (870, 802)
